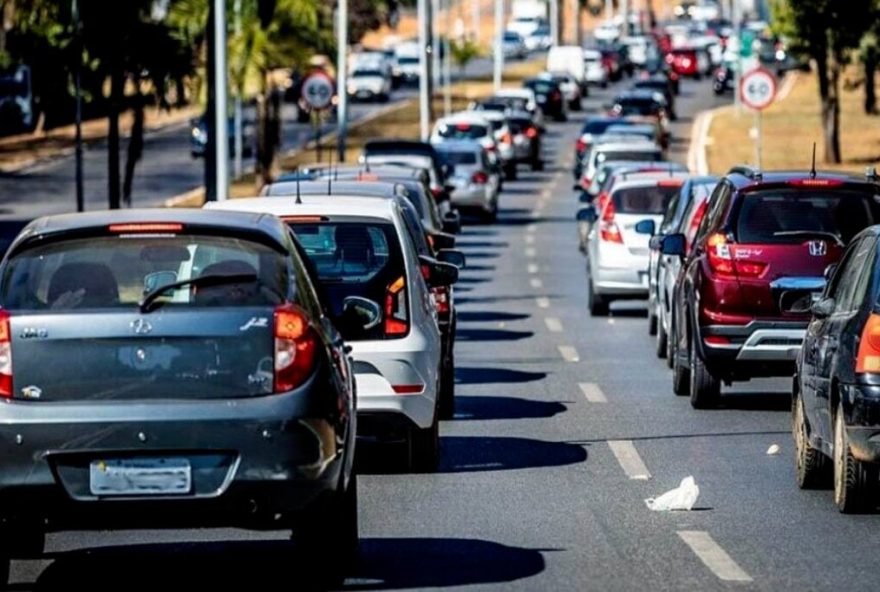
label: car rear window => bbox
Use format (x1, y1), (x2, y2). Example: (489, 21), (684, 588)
(438, 150), (478, 165)
(613, 185), (680, 214)
(438, 123), (488, 139)
(1, 234), (288, 311)
(581, 119), (616, 135)
(734, 189), (880, 245)
(526, 80), (556, 94)
(597, 150), (662, 164)
(290, 221), (405, 339)
(613, 99), (660, 116)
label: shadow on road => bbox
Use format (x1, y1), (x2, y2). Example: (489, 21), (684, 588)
(437, 436), (588, 473)
(453, 396), (568, 420)
(455, 367), (547, 384)
(718, 391), (791, 411)
(456, 310), (530, 323)
(455, 328), (534, 342)
(456, 240), (509, 249)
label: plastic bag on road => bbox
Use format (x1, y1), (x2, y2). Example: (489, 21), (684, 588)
(645, 476), (700, 511)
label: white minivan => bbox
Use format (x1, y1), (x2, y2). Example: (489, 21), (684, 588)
(546, 46), (587, 94)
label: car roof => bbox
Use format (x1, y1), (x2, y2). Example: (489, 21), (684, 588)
(437, 112), (491, 125)
(206, 196), (400, 221)
(494, 88), (534, 98)
(594, 141), (662, 151)
(261, 180), (406, 198)
(433, 139), (483, 152)
(725, 167), (880, 191)
(611, 171), (691, 190)
(616, 89), (661, 101)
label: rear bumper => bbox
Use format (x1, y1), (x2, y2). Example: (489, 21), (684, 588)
(698, 320), (807, 378)
(842, 383), (880, 463)
(450, 187), (493, 210)
(0, 384), (351, 529)
(592, 253), (649, 297)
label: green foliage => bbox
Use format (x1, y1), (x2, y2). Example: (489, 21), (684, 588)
(770, 0), (872, 61)
(450, 38), (481, 72)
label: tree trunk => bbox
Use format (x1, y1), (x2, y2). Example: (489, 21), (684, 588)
(816, 55), (841, 165)
(865, 53), (877, 115)
(122, 92), (145, 207)
(107, 66), (124, 210)
(255, 80), (281, 187)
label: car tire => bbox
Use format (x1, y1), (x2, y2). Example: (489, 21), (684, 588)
(665, 315), (676, 369)
(587, 273), (609, 316)
(410, 414), (440, 473)
(439, 355), (455, 420)
(504, 163), (517, 181)
(833, 403), (876, 513)
(672, 333), (690, 396)
(570, 99), (582, 111)
(648, 306), (658, 336)
(793, 395), (830, 489)
(531, 156), (543, 172)
(689, 335), (720, 408)
(656, 315), (668, 359)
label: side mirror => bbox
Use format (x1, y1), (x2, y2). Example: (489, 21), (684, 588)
(660, 233), (686, 256)
(811, 297), (835, 320)
(444, 184), (456, 194)
(430, 230), (456, 250)
(635, 219), (656, 235)
(823, 263), (838, 281)
(576, 206), (598, 223)
(572, 184), (584, 192)
(341, 296), (382, 332)
(437, 248), (466, 269)
(442, 210), (462, 234)
(419, 255), (460, 286)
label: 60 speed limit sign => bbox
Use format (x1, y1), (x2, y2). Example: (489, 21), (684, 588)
(301, 70), (335, 111)
(740, 67), (777, 111)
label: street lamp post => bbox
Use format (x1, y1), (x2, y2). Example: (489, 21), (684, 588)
(493, 0), (503, 91)
(550, 0), (559, 47)
(417, 0), (430, 139)
(205, 0), (229, 202)
(336, 0), (348, 161)
(233, 0), (243, 179)
(72, 0), (84, 212)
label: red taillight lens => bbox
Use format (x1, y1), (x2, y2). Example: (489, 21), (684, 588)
(595, 191), (610, 211)
(384, 276), (409, 336)
(274, 304), (316, 393)
(525, 126), (538, 139)
(856, 314), (880, 373)
(501, 132), (513, 145)
(431, 186), (444, 198)
(108, 223), (183, 234)
(599, 201), (622, 243)
(472, 171), (489, 184)
(706, 232), (735, 276)
(788, 179), (845, 187)
(704, 335), (731, 346)
(0, 310), (11, 398)
(432, 286), (450, 314)
(575, 138), (587, 153)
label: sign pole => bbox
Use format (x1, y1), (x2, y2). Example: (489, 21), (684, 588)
(756, 109), (762, 169)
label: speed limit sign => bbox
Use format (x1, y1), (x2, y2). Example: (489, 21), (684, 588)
(740, 68), (777, 111)
(301, 70), (335, 111)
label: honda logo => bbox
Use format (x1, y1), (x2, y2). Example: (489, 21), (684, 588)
(808, 241), (827, 257)
(130, 319), (153, 335)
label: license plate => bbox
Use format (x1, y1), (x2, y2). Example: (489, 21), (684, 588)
(90, 457), (192, 496)
(640, 272), (649, 287)
(537, 94), (547, 102)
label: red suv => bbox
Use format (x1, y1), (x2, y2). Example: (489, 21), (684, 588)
(663, 166), (880, 408)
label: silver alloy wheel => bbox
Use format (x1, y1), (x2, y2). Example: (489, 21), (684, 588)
(795, 397), (808, 474)
(833, 408), (845, 507)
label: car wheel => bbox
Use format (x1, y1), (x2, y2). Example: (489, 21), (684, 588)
(570, 99), (581, 111)
(438, 354), (455, 420)
(601, 81), (608, 89)
(665, 314), (676, 369)
(531, 156), (543, 171)
(655, 314), (668, 359)
(587, 271), (609, 316)
(504, 163), (517, 181)
(410, 414), (440, 473)
(833, 403), (876, 513)
(672, 331), (690, 396)
(793, 395), (830, 489)
(689, 334), (720, 408)
(648, 305), (658, 336)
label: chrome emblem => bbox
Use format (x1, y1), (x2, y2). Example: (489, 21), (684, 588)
(21, 385), (41, 399)
(130, 319), (153, 335)
(808, 241), (827, 257)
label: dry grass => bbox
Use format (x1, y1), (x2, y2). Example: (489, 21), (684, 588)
(707, 68), (880, 174)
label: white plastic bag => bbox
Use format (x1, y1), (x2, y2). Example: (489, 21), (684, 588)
(645, 476), (700, 511)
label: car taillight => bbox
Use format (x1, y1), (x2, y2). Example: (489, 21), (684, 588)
(384, 275), (409, 336)
(431, 186), (444, 198)
(576, 138), (587, 153)
(681, 58), (692, 68)
(525, 126), (538, 139)
(501, 132), (513, 145)
(706, 232), (735, 276)
(0, 310), (11, 398)
(432, 286), (450, 314)
(599, 201), (622, 243)
(551, 90), (561, 100)
(856, 314), (880, 373)
(274, 304), (317, 393)
(472, 171), (488, 184)
(788, 179), (845, 187)
(595, 191), (610, 210)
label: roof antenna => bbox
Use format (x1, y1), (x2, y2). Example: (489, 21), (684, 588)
(295, 166), (302, 204)
(810, 142), (817, 179)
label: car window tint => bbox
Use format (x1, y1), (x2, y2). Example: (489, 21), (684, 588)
(695, 181), (730, 245)
(833, 237), (875, 314)
(1, 235), (288, 311)
(438, 150), (477, 165)
(613, 185), (679, 215)
(660, 188), (683, 231)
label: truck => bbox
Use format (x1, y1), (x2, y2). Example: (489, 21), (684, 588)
(508, 0), (548, 38)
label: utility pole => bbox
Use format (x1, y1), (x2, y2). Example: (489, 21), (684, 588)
(493, 0), (503, 91)
(336, 0), (349, 161)
(472, 0), (480, 42)
(733, 0), (741, 115)
(605, 0), (613, 21)
(443, 0), (452, 116)
(432, 0), (441, 91)
(232, 0), (243, 179)
(550, 0), (559, 46)
(72, 0), (84, 212)
(418, 0), (430, 139)
(205, 0), (228, 201)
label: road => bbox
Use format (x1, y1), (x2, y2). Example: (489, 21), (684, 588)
(10, 71), (878, 592)
(0, 57), (498, 220)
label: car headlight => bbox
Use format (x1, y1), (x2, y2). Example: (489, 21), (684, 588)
(191, 127), (201, 138)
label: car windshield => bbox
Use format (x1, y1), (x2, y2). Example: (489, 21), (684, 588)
(526, 80), (556, 94)
(353, 70), (383, 77)
(735, 189), (880, 245)
(439, 123), (488, 139)
(0, 234), (288, 311)
(398, 56), (419, 64)
(613, 185), (681, 214)
(613, 99), (660, 116)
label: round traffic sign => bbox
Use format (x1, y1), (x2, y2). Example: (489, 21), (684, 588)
(301, 71), (335, 111)
(740, 67), (776, 111)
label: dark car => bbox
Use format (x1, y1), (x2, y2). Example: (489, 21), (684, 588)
(664, 166), (880, 408)
(0, 220), (29, 258)
(0, 209), (359, 584)
(644, 176), (719, 360)
(506, 110), (543, 171)
(632, 75), (677, 120)
(794, 223), (880, 513)
(362, 139), (451, 203)
(523, 77), (566, 122)
(189, 115), (254, 158)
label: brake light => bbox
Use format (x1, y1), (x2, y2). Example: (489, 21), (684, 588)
(392, 384), (425, 394)
(599, 201), (623, 243)
(595, 191), (610, 211)
(274, 304), (317, 393)
(455, 123), (472, 131)
(657, 179), (684, 188)
(576, 138), (587, 153)
(433, 286), (450, 314)
(788, 179), (845, 187)
(501, 132), (513, 145)
(283, 215), (326, 223)
(431, 186), (444, 198)
(0, 310), (11, 398)
(384, 276), (409, 336)
(472, 171), (489, 184)
(108, 223), (183, 233)
(706, 232), (734, 276)
(704, 335), (731, 345)
(856, 314), (880, 372)
(525, 126), (538, 139)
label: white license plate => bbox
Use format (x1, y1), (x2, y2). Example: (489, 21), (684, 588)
(537, 94), (547, 102)
(90, 458), (192, 496)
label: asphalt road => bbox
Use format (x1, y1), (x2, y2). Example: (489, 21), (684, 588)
(0, 57), (498, 220)
(10, 70), (877, 592)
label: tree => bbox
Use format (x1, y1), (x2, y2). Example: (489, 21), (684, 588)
(771, 0), (873, 163)
(450, 39), (481, 78)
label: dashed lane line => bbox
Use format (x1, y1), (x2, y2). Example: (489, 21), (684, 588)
(558, 345), (580, 362)
(536, 297), (550, 309)
(530, 278), (543, 288)
(677, 531), (753, 583)
(607, 440), (651, 480)
(544, 317), (563, 332)
(579, 382), (607, 403)
(525, 247), (537, 258)
(525, 235), (535, 244)
(528, 263), (539, 274)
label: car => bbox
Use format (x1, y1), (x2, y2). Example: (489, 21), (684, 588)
(665, 167), (880, 409)
(583, 49), (609, 88)
(581, 172), (690, 315)
(507, 15), (547, 39)
(491, 88), (544, 127)
(604, 123), (662, 145)
(208, 196), (461, 470)
(503, 31), (528, 60)
(523, 77), (567, 122)
(0, 209), (359, 584)
(620, 36), (658, 68)
(477, 109), (519, 180)
(546, 46), (588, 94)
(794, 223), (880, 512)
(645, 176), (719, 362)
(578, 140), (665, 192)
(574, 116), (631, 178)
(361, 139), (451, 203)
(632, 75), (677, 120)
(189, 114), (255, 158)
(594, 21), (621, 42)
(506, 109), (544, 171)
(434, 140), (502, 222)
(396, 55), (421, 83)
(665, 46), (709, 79)
(347, 68), (392, 102)
(608, 90), (671, 144)
(524, 25), (553, 52)
(540, 71), (584, 111)
(430, 112), (510, 181)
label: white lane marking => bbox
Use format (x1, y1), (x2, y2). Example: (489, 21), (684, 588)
(558, 345), (580, 362)
(544, 317), (563, 332)
(525, 247), (537, 258)
(677, 531), (753, 583)
(528, 263), (540, 274)
(525, 234), (535, 244)
(530, 278), (543, 288)
(541, 188), (551, 198)
(526, 223), (537, 233)
(608, 440), (651, 480)
(579, 382), (607, 403)
(608, 318), (616, 325)
(536, 296), (550, 308)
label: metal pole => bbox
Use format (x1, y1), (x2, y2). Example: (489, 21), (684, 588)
(232, 0), (243, 179)
(493, 0), (503, 91)
(417, 0), (430, 140)
(605, 0), (613, 21)
(472, 0), (480, 41)
(755, 109), (762, 168)
(733, 0), (741, 116)
(72, 0), (84, 212)
(212, 0), (229, 201)
(336, 0), (348, 162)
(432, 0), (441, 90)
(621, 0), (629, 36)
(550, 0), (559, 47)
(443, 0), (452, 116)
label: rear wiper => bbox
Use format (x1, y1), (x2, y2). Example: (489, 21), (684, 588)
(139, 273), (258, 313)
(773, 230), (844, 247)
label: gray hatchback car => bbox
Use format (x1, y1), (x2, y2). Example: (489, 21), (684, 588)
(0, 209), (358, 584)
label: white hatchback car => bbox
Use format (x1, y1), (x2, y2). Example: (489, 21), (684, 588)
(207, 196), (457, 471)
